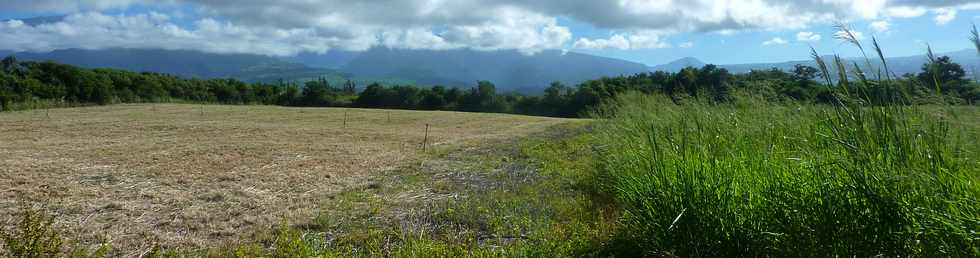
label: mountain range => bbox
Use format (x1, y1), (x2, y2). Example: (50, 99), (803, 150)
(4, 47), (649, 92)
(9, 48), (343, 82)
(339, 48), (649, 92)
(4, 46), (975, 92)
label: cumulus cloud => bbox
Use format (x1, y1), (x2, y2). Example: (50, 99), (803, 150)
(1, 0), (142, 13)
(870, 20), (891, 33)
(934, 8), (958, 25)
(1, 0), (979, 55)
(762, 37), (789, 46)
(679, 42), (694, 48)
(573, 31), (670, 50)
(884, 6), (928, 18)
(796, 31), (822, 42)
(0, 12), (366, 56)
(0, 7), (570, 56)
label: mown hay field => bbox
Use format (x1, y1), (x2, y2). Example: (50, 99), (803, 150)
(0, 104), (571, 252)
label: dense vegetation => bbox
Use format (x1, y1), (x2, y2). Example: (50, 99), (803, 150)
(588, 28), (980, 256)
(592, 94), (979, 256)
(2, 47), (977, 116)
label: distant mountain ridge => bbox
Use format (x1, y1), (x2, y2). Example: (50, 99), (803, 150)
(3, 47), (651, 92)
(340, 48), (650, 91)
(649, 57), (707, 72)
(653, 49), (979, 76)
(9, 48), (343, 82)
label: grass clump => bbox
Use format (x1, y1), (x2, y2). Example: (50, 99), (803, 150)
(589, 25), (979, 257)
(1, 204), (111, 258)
(591, 93), (978, 256)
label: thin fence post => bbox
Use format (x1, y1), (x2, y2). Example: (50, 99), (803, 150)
(344, 110), (349, 128)
(387, 111), (391, 123)
(422, 124), (430, 152)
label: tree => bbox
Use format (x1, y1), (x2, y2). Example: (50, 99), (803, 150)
(420, 86), (447, 110)
(0, 73), (14, 111)
(791, 64), (819, 84)
(918, 56), (966, 93)
(300, 78), (333, 106)
(460, 81), (498, 112)
(1, 56), (17, 75)
(543, 81), (568, 116)
(355, 83), (387, 108)
(342, 80), (357, 94)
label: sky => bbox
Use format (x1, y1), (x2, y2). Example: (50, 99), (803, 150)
(1, 0), (979, 66)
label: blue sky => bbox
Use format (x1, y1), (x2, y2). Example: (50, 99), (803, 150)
(570, 13), (980, 65)
(1, 1), (978, 66)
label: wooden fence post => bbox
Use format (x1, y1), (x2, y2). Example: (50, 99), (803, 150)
(422, 124), (430, 152)
(344, 110), (349, 128)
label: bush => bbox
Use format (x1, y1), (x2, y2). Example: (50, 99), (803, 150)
(1, 205), (64, 257)
(1, 205), (111, 258)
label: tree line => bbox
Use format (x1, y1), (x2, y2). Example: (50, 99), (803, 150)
(1, 54), (976, 116)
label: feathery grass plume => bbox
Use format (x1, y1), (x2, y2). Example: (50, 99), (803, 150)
(833, 55), (851, 96)
(926, 45), (943, 94)
(971, 23), (980, 54)
(834, 22), (863, 50)
(811, 47), (833, 86)
(872, 37), (892, 80)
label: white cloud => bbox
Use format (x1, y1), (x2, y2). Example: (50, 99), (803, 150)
(0, 12), (371, 56)
(762, 37), (788, 46)
(678, 42), (694, 48)
(884, 6), (928, 18)
(573, 35), (629, 50)
(934, 8), (958, 25)
(796, 31), (821, 42)
(0, 8), (571, 56)
(1, 1), (980, 55)
(573, 31), (669, 50)
(869, 20), (891, 33)
(0, 0), (140, 13)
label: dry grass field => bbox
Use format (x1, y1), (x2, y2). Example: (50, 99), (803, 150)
(0, 104), (571, 252)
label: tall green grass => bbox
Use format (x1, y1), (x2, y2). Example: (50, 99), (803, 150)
(592, 93), (978, 256)
(591, 26), (979, 256)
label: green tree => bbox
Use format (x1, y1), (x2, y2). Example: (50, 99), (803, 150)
(420, 86), (447, 110)
(355, 83), (388, 108)
(918, 56), (966, 93)
(1, 56), (18, 75)
(300, 79), (333, 106)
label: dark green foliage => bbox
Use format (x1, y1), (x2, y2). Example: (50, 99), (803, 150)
(919, 56), (968, 94)
(299, 77), (336, 106)
(0, 57), (334, 110)
(2, 53), (976, 115)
